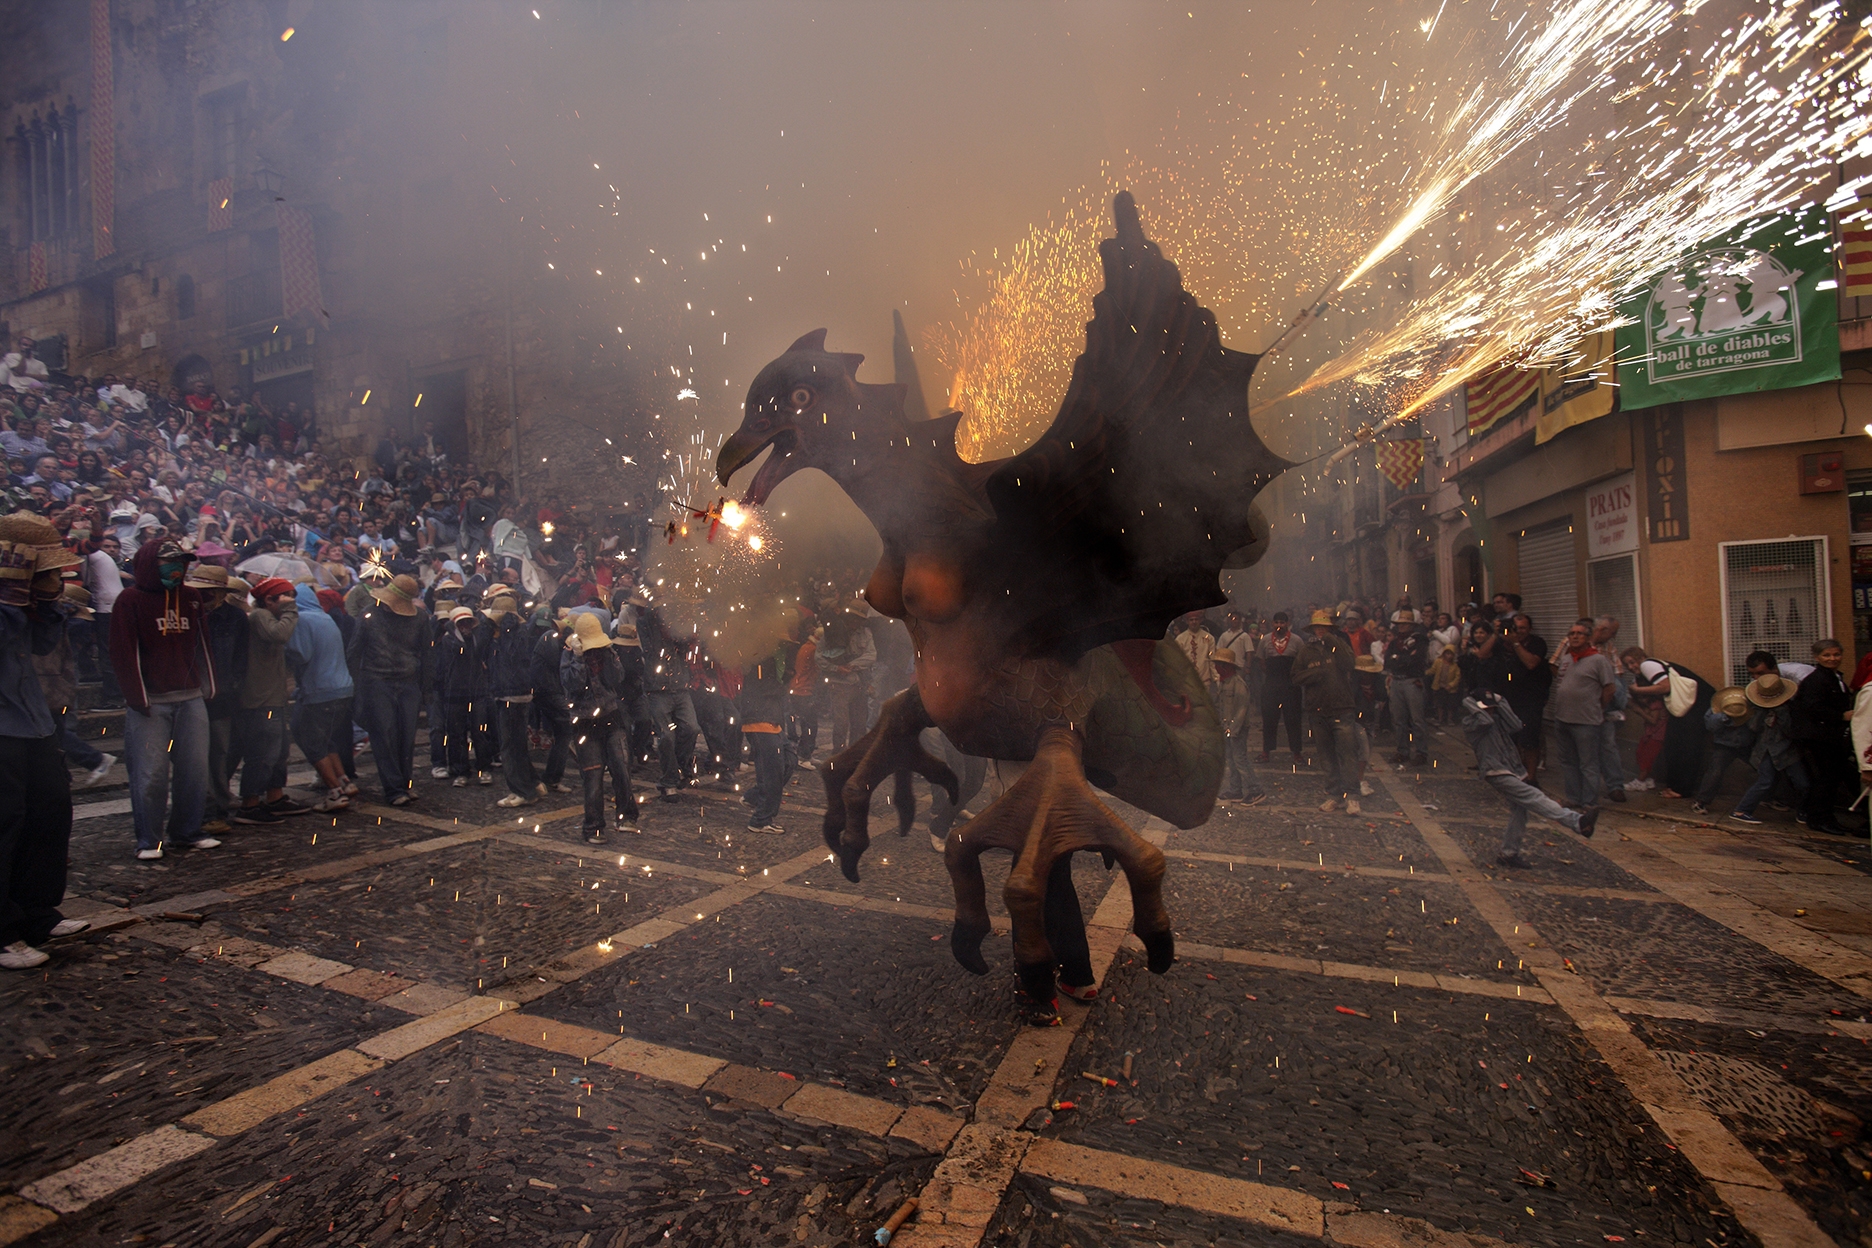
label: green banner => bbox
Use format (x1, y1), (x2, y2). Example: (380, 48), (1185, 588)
(1615, 206), (1839, 410)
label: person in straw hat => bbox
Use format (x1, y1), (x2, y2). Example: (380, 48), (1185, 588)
(35, 581), (114, 790)
(1727, 670), (1806, 826)
(1293, 607), (1361, 815)
(107, 536), (221, 859)
(436, 604), (493, 787)
(1211, 644), (1265, 805)
(485, 591), (543, 807)
(348, 573), (430, 806)
(560, 610), (641, 843)
(1690, 686), (1759, 816)
(0, 538), (91, 970)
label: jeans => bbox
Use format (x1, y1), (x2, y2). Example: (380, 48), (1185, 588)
(1390, 677), (1427, 759)
(538, 702), (574, 787)
(123, 697), (210, 850)
(427, 690), (449, 769)
(205, 710), (235, 820)
(575, 716), (638, 830)
(647, 690), (700, 789)
(1486, 770), (1583, 855)
(828, 681), (870, 752)
(1598, 717), (1626, 794)
(236, 706), (292, 800)
(1220, 730), (1264, 799)
(745, 729), (795, 825)
(1313, 710), (1360, 799)
(1736, 753), (1810, 817)
(1693, 744), (1751, 807)
(693, 688), (743, 776)
(292, 697), (353, 764)
(360, 679), (421, 799)
(1261, 685), (1304, 754)
(445, 698), (492, 776)
(788, 692), (821, 762)
(0, 734), (71, 944)
(1553, 721), (1605, 808)
(498, 699), (539, 796)
(94, 613), (122, 705)
(55, 706), (103, 769)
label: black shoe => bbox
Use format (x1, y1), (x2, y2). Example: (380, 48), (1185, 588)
(232, 806), (283, 825)
(268, 798), (314, 817)
(657, 788), (680, 803)
(1495, 852), (1532, 869)
(1606, 789), (1627, 803)
(1576, 807), (1599, 839)
(583, 828), (607, 845)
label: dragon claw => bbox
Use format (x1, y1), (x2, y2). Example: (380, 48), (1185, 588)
(1140, 929), (1176, 974)
(950, 922), (991, 975)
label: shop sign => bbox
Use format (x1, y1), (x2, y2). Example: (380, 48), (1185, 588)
(1643, 406), (1689, 543)
(1586, 471), (1638, 556)
(1617, 206), (1840, 410)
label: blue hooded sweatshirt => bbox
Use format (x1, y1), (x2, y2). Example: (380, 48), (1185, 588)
(287, 582), (355, 705)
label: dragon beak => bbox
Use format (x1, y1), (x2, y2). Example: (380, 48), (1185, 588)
(717, 424), (801, 505)
(716, 427), (766, 487)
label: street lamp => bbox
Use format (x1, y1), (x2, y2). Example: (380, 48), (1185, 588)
(253, 163), (285, 197)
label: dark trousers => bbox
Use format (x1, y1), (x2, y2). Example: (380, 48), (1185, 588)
(693, 688), (742, 776)
(788, 691), (821, 762)
(539, 702), (574, 786)
(1799, 738), (1853, 828)
(0, 734), (71, 945)
(93, 613), (122, 705)
(1693, 744), (1751, 807)
(745, 730), (795, 825)
(236, 706), (292, 800)
(1261, 684), (1304, 754)
(427, 690), (449, 769)
(445, 698), (492, 777)
(647, 690), (700, 790)
(1314, 709), (1360, 799)
(576, 717), (638, 830)
(55, 706), (103, 770)
(498, 699), (539, 796)
(206, 709), (235, 820)
(360, 680), (421, 799)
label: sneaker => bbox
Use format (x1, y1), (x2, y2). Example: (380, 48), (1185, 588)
(1690, 802), (1709, 815)
(476, 772), (493, 786)
(268, 798), (314, 817)
(1495, 852), (1532, 870)
(1058, 981), (1098, 1002)
(583, 828), (607, 845)
(496, 793), (529, 808)
(553, 782), (573, 793)
(432, 766), (451, 779)
(47, 918), (90, 939)
(616, 821), (641, 835)
(1345, 798), (1362, 815)
(797, 759), (816, 771)
(186, 836), (222, 850)
(762, 824), (785, 834)
(1359, 780), (1374, 796)
(81, 754), (116, 787)
(390, 793), (416, 806)
(136, 846), (164, 860)
(199, 819), (231, 835)
(0, 941), (49, 970)
(535, 782), (548, 798)
(1575, 807), (1598, 839)
(1607, 789), (1627, 803)
(452, 776), (469, 788)
(746, 823), (768, 836)
(1319, 798), (1341, 813)
(1728, 810), (1763, 825)
(232, 806), (282, 825)
(342, 781), (361, 797)
(314, 795), (350, 813)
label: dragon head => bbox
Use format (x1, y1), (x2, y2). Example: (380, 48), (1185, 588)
(718, 329), (902, 504)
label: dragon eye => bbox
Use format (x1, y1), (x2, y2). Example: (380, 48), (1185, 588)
(789, 386), (813, 410)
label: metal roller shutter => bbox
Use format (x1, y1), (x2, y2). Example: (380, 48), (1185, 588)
(1515, 520), (1579, 638)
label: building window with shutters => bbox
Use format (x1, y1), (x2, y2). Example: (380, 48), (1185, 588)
(1719, 537), (1829, 686)
(12, 103), (81, 242)
(1588, 554), (1643, 649)
(1514, 519), (1579, 640)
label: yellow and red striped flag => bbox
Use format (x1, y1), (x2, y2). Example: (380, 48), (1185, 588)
(1464, 365), (1539, 437)
(1376, 438), (1425, 491)
(1840, 198), (1872, 297)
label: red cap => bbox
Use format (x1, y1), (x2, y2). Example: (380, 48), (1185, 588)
(251, 577), (295, 601)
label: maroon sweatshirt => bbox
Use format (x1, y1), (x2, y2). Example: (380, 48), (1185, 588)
(109, 542), (218, 713)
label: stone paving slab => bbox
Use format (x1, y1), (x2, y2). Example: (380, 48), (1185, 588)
(213, 838), (716, 993)
(1436, 814), (1663, 894)
(979, 1169), (1332, 1248)
(21, 1029), (940, 1248)
(1160, 856), (1535, 983)
(1512, 891), (1869, 1018)
(1167, 800), (1440, 873)
(0, 934), (392, 1191)
(1043, 957), (1746, 1248)
(532, 892), (1024, 1111)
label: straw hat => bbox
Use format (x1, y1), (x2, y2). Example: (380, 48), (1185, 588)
(1390, 609), (1417, 624)
(447, 605), (475, 624)
(33, 543), (83, 573)
(0, 514), (59, 545)
(1712, 685), (1751, 722)
(184, 563), (229, 589)
(484, 593), (519, 620)
(60, 581), (94, 619)
(1355, 654), (1385, 673)
(370, 573), (421, 617)
(1211, 646), (1241, 669)
(568, 612), (612, 653)
(227, 576), (253, 601)
(1744, 673), (1796, 709)
(1308, 608), (1337, 627)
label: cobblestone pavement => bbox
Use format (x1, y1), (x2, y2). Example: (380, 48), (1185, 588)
(2, 714), (1869, 1248)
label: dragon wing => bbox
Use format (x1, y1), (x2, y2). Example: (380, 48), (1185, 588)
(983, 191), (1292, 660)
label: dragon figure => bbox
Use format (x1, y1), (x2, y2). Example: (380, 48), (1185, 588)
(717, 194), (1290, 1022)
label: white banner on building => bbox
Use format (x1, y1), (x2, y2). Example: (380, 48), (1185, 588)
(1587, 472), (1638, 557)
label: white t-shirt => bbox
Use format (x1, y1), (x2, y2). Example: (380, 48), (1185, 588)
(1637, 659), (1668, 683)
(1779, 661), (1816, 683)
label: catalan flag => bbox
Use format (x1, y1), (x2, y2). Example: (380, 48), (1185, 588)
(1464, 365), (1539, 437)
(1840, 197), (1872, 298)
